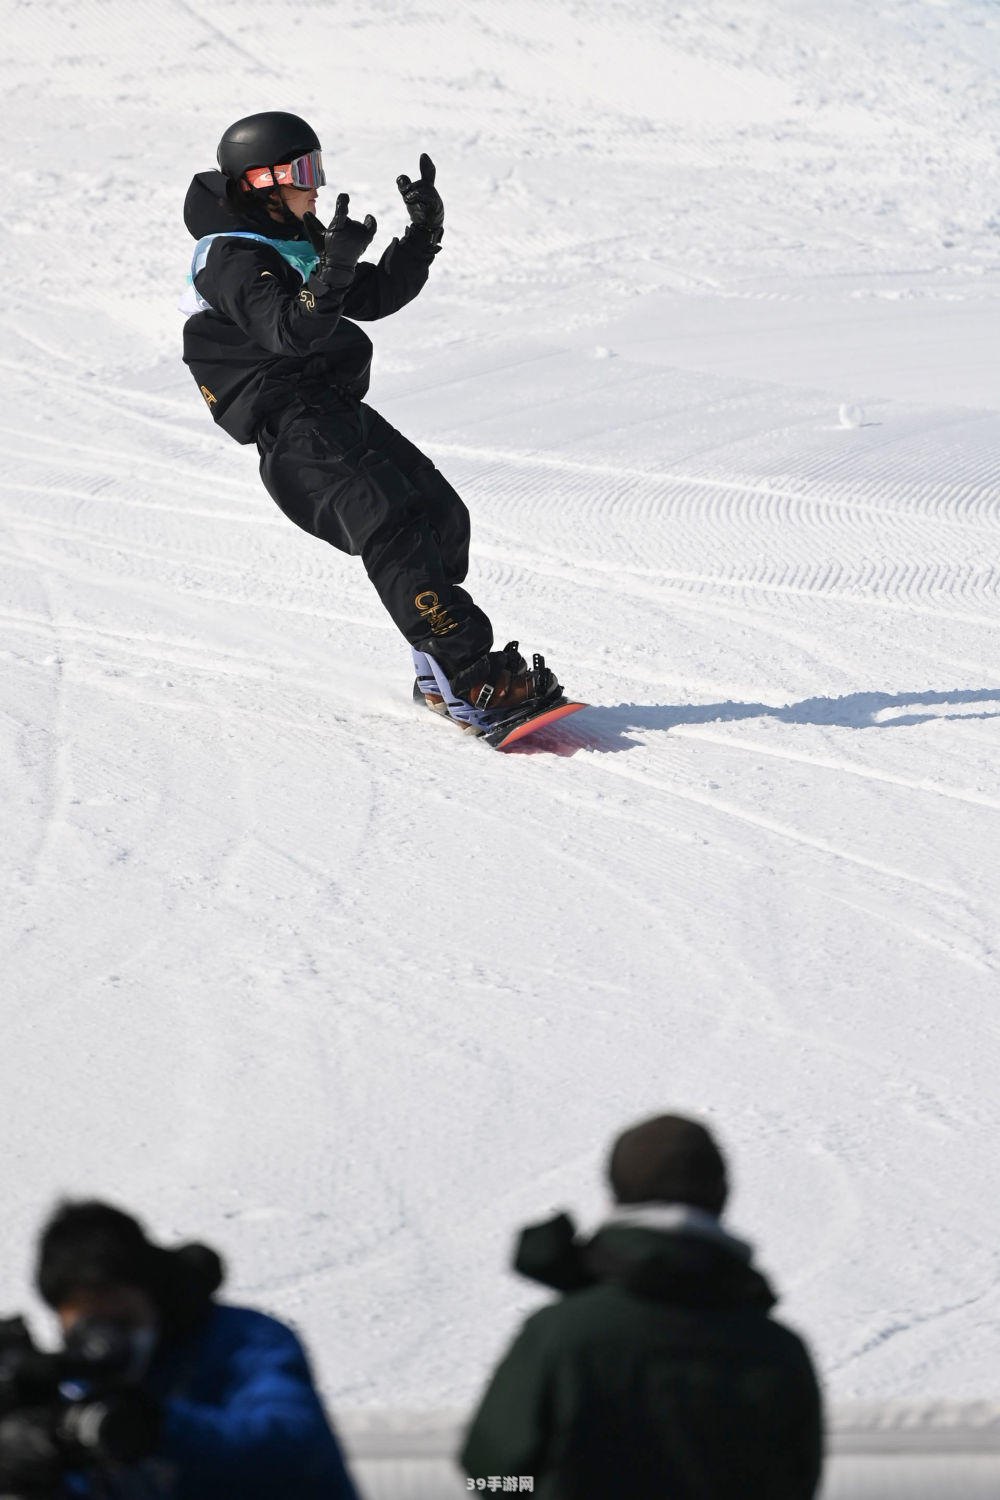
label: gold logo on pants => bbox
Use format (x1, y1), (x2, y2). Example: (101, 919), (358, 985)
(415, 590), (458, 636)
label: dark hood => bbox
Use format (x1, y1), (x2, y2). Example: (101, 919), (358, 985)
(514, 1210), (777, 1313)
(184, 169), (307, 243)
(184, 171), (241, 240)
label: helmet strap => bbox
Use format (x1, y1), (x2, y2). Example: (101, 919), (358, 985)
(268, 189), (298, 229)
(232, 178), (301, 237)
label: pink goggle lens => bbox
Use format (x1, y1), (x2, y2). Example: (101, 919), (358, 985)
(244, 150), (325, 192)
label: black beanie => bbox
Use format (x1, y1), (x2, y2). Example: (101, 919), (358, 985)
(608, 1114), (728, 1214)
(36, 1201), (224, 1332)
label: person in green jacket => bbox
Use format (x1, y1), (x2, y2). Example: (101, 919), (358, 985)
(461, 1114), (823, 1499)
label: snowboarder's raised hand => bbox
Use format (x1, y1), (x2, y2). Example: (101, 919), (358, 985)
(304, 194), (377, 276)
(396, 154), (444, 236)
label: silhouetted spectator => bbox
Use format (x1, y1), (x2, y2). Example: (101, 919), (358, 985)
(462, 1114), (823, 1498)
(35, 1200), (359, 1499)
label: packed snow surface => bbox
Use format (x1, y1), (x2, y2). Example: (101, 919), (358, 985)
(3, 0), (1000, 1411)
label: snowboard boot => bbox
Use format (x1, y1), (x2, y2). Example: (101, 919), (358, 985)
(448, 641), (563, 726)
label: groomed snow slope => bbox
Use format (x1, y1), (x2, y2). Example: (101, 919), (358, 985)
(3, 0), (1000, 1411)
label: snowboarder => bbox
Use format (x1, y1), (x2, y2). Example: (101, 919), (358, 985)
(181, 111), (561, 734)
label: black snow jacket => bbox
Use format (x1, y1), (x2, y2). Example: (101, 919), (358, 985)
(461, 1208), (823, 1500)
(181, 171), (437, 444)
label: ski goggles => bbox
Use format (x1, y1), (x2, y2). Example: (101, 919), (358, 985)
(243, 150), (326, 191)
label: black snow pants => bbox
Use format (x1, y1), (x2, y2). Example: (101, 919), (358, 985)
(258, 395), (494, 675)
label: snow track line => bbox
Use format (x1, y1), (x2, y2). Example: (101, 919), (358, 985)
(822, 890), (996, 979)
(829, 1285), (995, 1374)
(593, 759), (975, 907)
(8, 528), (72, 895)
(554, 769), (996, 977)
(0, 538), (382, 638)
(428, 431), (1000, 522)
(167, 0), (282, 77)
(673, 728), (1000, 814)
(0, 606), (299, 670)
(552, 751), (998, 976)
(0, 419), (213, 469)
(0, 521), (249, 577)
(662, 570), (1000, 627)
(474, 537), (1000, 633)
(1, 480), (276, 529)
(0, 612), (306, 686)
(0, 356), (220, 450)
(0, 435), (252, 501)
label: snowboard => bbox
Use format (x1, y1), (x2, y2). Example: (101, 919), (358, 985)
(484, 697), (588, 750)
(413, 681), (587, 751)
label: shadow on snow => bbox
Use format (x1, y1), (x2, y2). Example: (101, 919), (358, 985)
(505, 687), (1000, 756)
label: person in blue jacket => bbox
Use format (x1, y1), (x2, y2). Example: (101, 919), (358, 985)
(34, 1199), (359, 1499)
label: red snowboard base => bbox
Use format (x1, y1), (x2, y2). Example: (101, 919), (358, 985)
(487, 700), (588, 750)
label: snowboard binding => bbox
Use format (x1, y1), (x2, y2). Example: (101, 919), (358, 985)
(412, 642), (571, 746)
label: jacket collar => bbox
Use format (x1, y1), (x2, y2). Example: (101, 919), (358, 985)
(601, 1203), (753, 1262)
(513, 1207), (775, 1312)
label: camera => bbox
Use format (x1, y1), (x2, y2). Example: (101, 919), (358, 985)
(0, 1315), (159, 1498)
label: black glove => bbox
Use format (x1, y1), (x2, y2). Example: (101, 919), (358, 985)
(303, 194), (377, 284)
(396, 154), (444, 244)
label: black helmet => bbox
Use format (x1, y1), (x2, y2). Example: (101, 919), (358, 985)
(217, 111), (321, 184)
